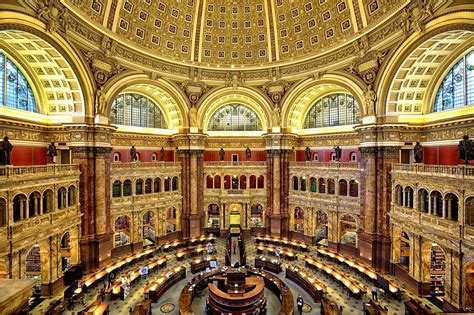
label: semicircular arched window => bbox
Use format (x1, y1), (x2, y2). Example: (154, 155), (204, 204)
(434, 50), (474, 112)
(0, 53), (37, 112)
(303, 93), (360, 128)
(110, 93), (168, 128)
(208, 104), (263, 131)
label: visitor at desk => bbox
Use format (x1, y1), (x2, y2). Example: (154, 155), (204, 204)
(207, 242), (214, 254)
(297, 294), (304, 315)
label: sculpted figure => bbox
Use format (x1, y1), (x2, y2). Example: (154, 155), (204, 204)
(414, 142), (423, 163)
(333, 146), (342, 161)
(272, 105), (281, 127)
(1, 136), (13, 165)
(160, 147), (165, 161)
(457, 135), (473, 164)
(364, 84), (377, 116)
(130, 145), (138, 162)
(245, 146), (251, 160)
(305, 147), (311, 161)
(219, 148), (225, 161)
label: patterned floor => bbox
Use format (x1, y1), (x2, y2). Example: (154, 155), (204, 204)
(31, 237), (443, 315)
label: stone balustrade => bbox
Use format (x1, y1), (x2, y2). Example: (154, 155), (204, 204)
(0, 164), (80, 179)
(392, 163), (474, 179)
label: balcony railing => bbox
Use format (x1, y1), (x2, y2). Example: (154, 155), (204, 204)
(289, 162), (360, 169)
(0, 164), (80, 178)
(111, 161), (181, 169)
(204, 161), (267, 167)
(392, 164), (474, 179)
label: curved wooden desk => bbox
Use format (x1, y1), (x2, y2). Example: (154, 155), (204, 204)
(179, 267), (294, 315)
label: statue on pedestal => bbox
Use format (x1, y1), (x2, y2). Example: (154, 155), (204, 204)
(305, 147), (311, 161)
(46, 142), (58, 163)
(0, 136), (13, 165)
(414, 142), (423, 163)
(245, 146), (251, 160)
(130, 145), (138, 162)
(160, 147), (165, 161)
(333, 146), (342, 161)
(457, 135), (473, 164)
(219, 148), (225, 161)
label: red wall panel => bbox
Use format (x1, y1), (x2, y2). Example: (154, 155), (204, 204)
(295, 149), (359, 162)
(204, 150), (266, 161)
(112, 149), (175, 162)
(9, 146), (47, 166)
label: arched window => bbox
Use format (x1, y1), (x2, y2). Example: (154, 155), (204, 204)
(224, 175), (231, 189)
(327, 179), (335, 195)
(339, 179), (348, 196)
(164, 177), (171, 191)
(250, 175), (257, 189)
(292, 176), (299, 191)
(303, 93), (360, 128)
(58, 187), (67, 209)
(154, 178), (161, 193)
(214, 175), (221, 189)
(151, 153), (157, 161)
(434, 50), (474, 112)
(145, 178), (152, 194)
(395, 185), (403, 206)
(123, 180), (132, 196)
(172, 176), (179, 191)
(114, 216), (130, 247)
(13, 194), (26, 222)
(68, 186), (76, 206)
(444, 193), (459, 221)
(113, 152), (121, 162)
(0, 198), (6, 227)
(313, 153), (319, 161)
(349, 180), (358, 197)
(430, 191), (443, 216)
(300, 177), (307, 191)
(350, 152), (357, 161)
(136, 179), (143, 195)
(28, 192), (40, 218)
(250, 204), (263, 228)
(340, 214), (357, 246)
(112, 180), (122, 197)
(418, 189), (429, 213)
(467, 197), (474, 226)
(42, 190), (53, 214)
(206, 175), (213, 189)
(257, 175), (264, 189)
(239, 175), (246, 189)
(208, 204), (220, 228)
(0, 53), (37, 112)
(404, 187), (414, 208)
(318, 178), (326, 193)
(110, 93), (168, 128)
(310, 177), (317, 192)
(208, 104), (263, 131)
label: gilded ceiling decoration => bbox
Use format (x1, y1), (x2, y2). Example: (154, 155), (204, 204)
(65, 0), (408, 69)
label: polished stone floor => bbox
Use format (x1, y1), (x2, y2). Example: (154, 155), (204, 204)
(31, 236), (443, 315)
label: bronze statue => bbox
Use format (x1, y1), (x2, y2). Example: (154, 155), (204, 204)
(46, 142), (58, 157)
(130, 145), (138, 162)
(457, 135), (473, 164)
(219, 148), (225, 161)
(305, 147), (311, 161)
(333, 145), (342, 161)
(160, 147), (165, 161)
(0, 136), (13, 165)
(414, 142), (423, 163)
(245, 146), (251, 160)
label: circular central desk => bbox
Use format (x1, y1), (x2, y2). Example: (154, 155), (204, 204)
(179, 267), (294, 315)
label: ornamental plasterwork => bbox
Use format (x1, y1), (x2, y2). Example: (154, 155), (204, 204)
(21, 0), (420, 83)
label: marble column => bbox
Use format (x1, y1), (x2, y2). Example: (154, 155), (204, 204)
(72, 145), (113, 272)
(359, 146), (399, 272)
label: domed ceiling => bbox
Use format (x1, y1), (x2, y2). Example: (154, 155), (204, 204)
(66, 0), (406, 69)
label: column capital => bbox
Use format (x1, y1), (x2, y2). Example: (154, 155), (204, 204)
(264, 133), (298, 151)
(172, 132), (207, 151)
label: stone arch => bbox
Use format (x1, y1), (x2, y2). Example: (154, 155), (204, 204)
(292, 206), (305, 233)
(113, 215), (131, 248)
(339, 214), (358, 246)
(142, 210), (156, 245)
(378, 14), (474, 116)
(466, 196), (474, 226)
(0, 15), (95, 118)
(197, 86), (273, 131)
(0, 198), (6, 227)
(421, 241), (447, 297)
(281, 74), (365, 130)
(104, 75), (189, 130)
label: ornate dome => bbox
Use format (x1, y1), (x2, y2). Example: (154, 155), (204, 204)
(66, 0), (406, 69)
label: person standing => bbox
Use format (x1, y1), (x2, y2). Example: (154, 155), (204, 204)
(232, 240), (237, 254)
(371, 285), (378, 301)
(296, 294), (304, 315)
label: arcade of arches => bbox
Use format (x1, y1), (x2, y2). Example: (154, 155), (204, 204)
(0, 0), (473, 314)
